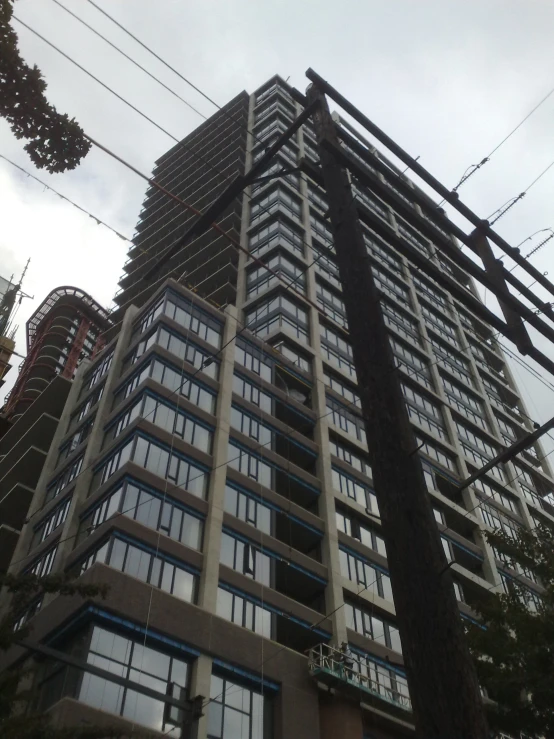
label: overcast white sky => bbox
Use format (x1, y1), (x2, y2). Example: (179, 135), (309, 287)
(2, 0), (554, 452)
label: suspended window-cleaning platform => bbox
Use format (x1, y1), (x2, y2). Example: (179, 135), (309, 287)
(306, 643), (412, 714)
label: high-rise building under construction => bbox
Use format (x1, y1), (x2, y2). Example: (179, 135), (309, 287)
(3, 75), (553, 739)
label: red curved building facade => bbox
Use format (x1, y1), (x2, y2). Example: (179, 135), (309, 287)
(3, 286), (110, 422)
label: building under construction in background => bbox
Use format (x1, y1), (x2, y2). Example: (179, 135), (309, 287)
(2, 73), (554, 739)
(0, 286), (110, 572)
(3, 286), (110, 423)
(0, 273), (22, 394)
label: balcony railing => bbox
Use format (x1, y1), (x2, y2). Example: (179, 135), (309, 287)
(306, 643), (412, 712)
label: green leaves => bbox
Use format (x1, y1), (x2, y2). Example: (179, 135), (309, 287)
(0, 0), (90, 172)
(467, 524), (554, 738)
(0, 571), (113, 738)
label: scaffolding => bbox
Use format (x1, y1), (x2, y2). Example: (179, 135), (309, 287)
(306, 643), (412, 713)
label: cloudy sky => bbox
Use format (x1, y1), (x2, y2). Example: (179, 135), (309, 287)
(2, 0), (554, 450)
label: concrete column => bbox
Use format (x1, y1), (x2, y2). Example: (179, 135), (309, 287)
(297, 129), (348, 646)
(53, 305), (139, 575)
(6, 368), (85, 576)
(189, 653), (213, 739)
(197, 304), (237, 614)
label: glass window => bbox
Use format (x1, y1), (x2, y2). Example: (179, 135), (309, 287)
(249, 185), (302, 228)
(95, 434), (208, 499)
(246, 294), (309, 345)
(271, 341), (311, 374)
(162, 291), (222, 349)
(477, 499), (521, 540)
(389, 337), (432, 390)
(83, 350), (114, 391)
(208, 673), (267, 739)
(224, 484), (272, 535)
(339, 548), (393, 602)
(235, 339), (273, 382)
(402, 383), (448, 441)
(324, 371), (361, 409)
(81, 479), (202, 550)
(326, 398), (367, 446)
(249, 216), (304, 259)
(45, 455), (84, 504)
(39, 624), (189, 736)
(336, 510), (385, 556)
(330, 438), (372, 478)
(233, 374), (272, 414)
(216, 586), (272, 639)
(80, 535), (197, 604)
(71, 384), (105, 427)
(382, 300), (421, 346)
(345, 601), (401, 653)
(118, 357), (216, 414)
(416, 435), (457, 473)
(110, 392), (213, 454)
(31, 496), (72, 550)
(333, 466), (378, 515)
(131, 326), (218, 380)
(228, 443), (273, 489)
(246, 252), (306, 299)
(219, 532), (271, 586)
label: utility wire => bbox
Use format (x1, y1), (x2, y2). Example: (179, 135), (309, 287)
(13, 16), (231, 187)
(87, 0), (221, 110)
(12, 17), (329, 323)
(486, 157), (554, 225)
(439, 80), (554, 205)
(506, 229), (554, 276)
(0, 153), (131, 243)
(85, 0), (292, 158)
(14, 23), (554, 479)
(12, 11), (554, 680)
(49, 0), (208, 120)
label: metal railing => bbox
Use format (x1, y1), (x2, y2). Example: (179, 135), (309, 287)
(306, 643), (412, 712)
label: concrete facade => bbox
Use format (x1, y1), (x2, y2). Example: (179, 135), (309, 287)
(2, 75), (554, 739)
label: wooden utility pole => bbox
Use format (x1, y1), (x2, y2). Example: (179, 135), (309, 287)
(306, 84), (489, 739)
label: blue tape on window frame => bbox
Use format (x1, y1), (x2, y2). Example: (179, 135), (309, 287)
(231, 404), (316, 458)
(81, 475), (206, 524)
(218, 581), (330, 638)
(212, 659), (280, 692)
(112, 530), (201, 573)
(228, 439), (319, 495)
(106, 388), (215, 434)
(94, 430), (211, 474)
(339, 543), (389, 577)
(224, 480), (323, 537)
(233, 370), (314, 424)
(222, 526), (327, 585)
(115, 352), (217, 398)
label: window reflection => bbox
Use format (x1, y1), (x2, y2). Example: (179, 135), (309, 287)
(208, 673), (267, 739)
(39, 625), (189, 737)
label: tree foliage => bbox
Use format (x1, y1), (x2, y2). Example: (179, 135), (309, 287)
(0, 0), (90, 172)
(0, 572), (121, 738)
(467, 522), (554, 738)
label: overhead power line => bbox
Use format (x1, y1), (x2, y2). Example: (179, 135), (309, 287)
(439, 80), (554, 205)
(84, 0), (275, 155)
(0, 153), (131, 243)
(486, 155), (554, 225)
(87, 0), (221, 110)
(13, 16), (311, 303)
(13, 16), (230, 185)
(49, 0), (208, 121)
